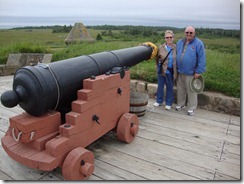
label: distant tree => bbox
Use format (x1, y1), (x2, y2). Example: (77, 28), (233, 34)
(142, 29), (152, 36)
(52, 25), (72, 33)
(96, 33), (103, 40)
(101, 31), (107, 36)
(108, 30), (113, 36)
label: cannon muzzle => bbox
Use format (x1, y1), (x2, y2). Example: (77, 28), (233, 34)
(1, 43), (157, 116)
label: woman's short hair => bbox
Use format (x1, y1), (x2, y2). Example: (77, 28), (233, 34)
(164, 30), (174, 36)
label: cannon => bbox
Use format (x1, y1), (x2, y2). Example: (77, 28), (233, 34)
(1, 43), (157, 117)
(1, 42), (158, 180)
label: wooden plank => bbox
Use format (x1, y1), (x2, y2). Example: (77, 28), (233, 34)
(221, 152), (240, 165)
(146, 108), (230, 129)
(94, 159), (146, 180)
(89, 141), (196, 180)
(100, 133), (240, 179)
(141, 112), (240, 145)
(137, 129), (222, 158)
(0, 106), (24, 124)
(214, 172), (239, 180)
(46, 167), (64, 180)
(87, 174), (103, 180)
(139, 118), (224, 147)
(224, 142), (240, 155)
(94, 161), (136, 180)
(147, 99), (233, 124)
(0, 104), (24, 117)
(93, 165), (126, 180)
(230, 116), (240, 126)
(98, 135), (214, 180)
(39, 166), (103, 180)
(39, 172), (62, 180)
(0, 146), (50, 180)
(0, 108), (18, 121)
(0, 170), (13, 180)
(227, 127), (240, 137)
(144, 111), (228, 134)
(0, 130), (5, 146)
(0, 117), (9, 133)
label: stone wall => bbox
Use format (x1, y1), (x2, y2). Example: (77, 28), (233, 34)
(1, 53), (52, 76)
(130, 79), (240, 116)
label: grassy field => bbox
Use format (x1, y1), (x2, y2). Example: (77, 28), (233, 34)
(0, 28), (240, 98)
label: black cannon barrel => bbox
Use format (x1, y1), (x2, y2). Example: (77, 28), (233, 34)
(1, 45), (154, 116)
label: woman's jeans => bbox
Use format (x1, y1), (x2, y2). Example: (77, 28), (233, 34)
(156, 70), (174, 106)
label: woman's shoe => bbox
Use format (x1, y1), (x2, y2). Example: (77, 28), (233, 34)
(165, 105), (171, 110)
(153, 102), (162, 107)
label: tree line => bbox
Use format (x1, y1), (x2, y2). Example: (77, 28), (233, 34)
(11, 24), (240, 39)
(88, 25), (240, 39)
(11, 25), (73, 33)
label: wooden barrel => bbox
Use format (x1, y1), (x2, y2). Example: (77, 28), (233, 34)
(129, 91), (149, 117)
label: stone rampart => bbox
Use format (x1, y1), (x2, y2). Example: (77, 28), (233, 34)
(1, 53), (52, 76)
(130, 79), (240, 116)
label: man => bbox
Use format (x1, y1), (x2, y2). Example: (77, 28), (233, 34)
(175, 26), (206, 116)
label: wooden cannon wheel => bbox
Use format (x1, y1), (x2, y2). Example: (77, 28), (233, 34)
(62, 147), (94, 180)
(117, 113), (139, 143)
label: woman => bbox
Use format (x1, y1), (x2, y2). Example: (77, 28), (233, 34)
(153, 30), (177, 110)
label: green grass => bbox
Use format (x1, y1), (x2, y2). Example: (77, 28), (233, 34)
(202, 37), (240, 54)
(130, 59), (157, 83)
(0, 29), (67, 48)
(0, 28), (240, 98)
(0, 29), (66, 64)
(204, 50), (240, 97)
(0, 42), (49, 64)
(51, 41), (141, 61)
(130, 49), (240, 98)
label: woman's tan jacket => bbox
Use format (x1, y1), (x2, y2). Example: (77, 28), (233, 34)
(156, 43), (177, 80)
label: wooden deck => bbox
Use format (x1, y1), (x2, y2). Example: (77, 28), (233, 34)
(0, 75), (240, 181)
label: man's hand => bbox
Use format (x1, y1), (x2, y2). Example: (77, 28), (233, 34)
(194, 73), (201, 79)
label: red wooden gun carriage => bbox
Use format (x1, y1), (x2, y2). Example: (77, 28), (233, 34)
(1, 43), (157, 180)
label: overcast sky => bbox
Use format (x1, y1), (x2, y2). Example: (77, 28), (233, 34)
(0, 0), (241, 29)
